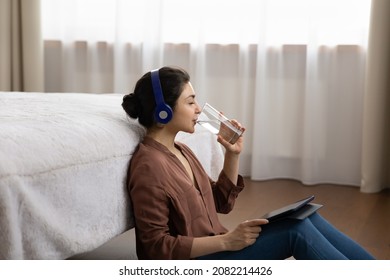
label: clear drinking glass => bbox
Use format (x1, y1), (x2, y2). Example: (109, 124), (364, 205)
(196, 103), (244, 144)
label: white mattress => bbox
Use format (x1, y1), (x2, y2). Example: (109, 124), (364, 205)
(0, 92), (224, 259)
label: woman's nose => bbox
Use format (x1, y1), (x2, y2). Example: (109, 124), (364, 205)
(196, 102), (202, 114)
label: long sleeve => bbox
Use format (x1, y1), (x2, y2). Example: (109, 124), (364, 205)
(211, 171), (245, 214)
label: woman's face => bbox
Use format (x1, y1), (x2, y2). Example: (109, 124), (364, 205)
(167, 82), (201, 134)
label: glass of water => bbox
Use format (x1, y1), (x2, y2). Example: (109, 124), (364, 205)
(196, 103), (244, 144)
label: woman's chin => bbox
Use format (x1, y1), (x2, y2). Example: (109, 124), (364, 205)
(184, 127), (196, 134)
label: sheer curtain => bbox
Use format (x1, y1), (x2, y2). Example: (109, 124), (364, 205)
(41, 0), (374, 189)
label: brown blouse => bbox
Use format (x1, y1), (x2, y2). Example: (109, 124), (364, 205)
(127, 136), (244, 259)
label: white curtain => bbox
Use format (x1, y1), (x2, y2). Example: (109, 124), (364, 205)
(41, 0), (373, 188)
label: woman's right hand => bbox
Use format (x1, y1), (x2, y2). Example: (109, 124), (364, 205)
(222, 219), (269, 251)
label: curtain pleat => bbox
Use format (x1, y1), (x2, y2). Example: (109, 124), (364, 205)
(0, 0), (44, 92)
(361, 0), (390, 193)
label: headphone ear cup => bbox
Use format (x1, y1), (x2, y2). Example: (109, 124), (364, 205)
(155, 103), (173, 124)
(150, 69), (173, 124)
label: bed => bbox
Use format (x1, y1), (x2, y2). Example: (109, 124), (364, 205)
(0, 92), (224, 260)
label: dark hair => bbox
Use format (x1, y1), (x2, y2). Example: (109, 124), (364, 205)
(122, 66), (190, 128)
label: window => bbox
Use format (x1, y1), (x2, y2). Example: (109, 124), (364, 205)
(41, 0), (371, 45)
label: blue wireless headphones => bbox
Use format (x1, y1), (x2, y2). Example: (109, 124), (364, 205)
(150, 69), (173, 124)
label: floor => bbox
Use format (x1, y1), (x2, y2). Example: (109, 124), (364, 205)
(72, 178), (390, 260)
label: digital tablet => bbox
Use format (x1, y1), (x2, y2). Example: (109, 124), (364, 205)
(288, 203), (323, 220)
(261, 195), (315, 222)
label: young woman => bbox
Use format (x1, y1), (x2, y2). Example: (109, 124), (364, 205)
(122, 66), (375, 260)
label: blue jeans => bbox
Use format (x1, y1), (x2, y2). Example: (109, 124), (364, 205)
(197, 213), (375, 260)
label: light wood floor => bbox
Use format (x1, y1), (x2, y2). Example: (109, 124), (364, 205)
(217, 178), (390, 260)
(73, 178), (390, 260)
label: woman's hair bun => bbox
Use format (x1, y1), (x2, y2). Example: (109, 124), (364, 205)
(122, 93), (140, 119)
